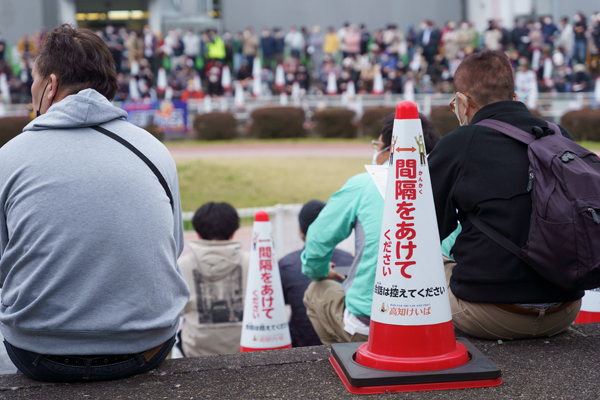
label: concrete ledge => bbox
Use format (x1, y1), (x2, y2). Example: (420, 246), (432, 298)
(0, 323), (599, 399)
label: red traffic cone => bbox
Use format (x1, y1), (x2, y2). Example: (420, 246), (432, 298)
(330, 101), (502, 394)
(574, 289), (600, 324)
(240, 211), (292, 352)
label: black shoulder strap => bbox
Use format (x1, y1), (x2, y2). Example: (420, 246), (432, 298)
(466, 213), (529, 265)
(91, 125), (174, 212)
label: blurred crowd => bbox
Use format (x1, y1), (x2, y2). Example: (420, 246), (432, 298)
(2, 11), (600, 104)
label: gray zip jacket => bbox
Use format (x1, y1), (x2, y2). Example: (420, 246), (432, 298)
(0, 89), (190, 355)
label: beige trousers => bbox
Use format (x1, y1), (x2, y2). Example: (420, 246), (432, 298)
(303, 279), (368, 345)
(444, 255), (581, 340)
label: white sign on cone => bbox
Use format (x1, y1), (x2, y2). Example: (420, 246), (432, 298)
(252, 74), (262, 98)
(0, 73), (10, 104)
(130, 60), (140, 76)
(291, 81), (301, 107)
(221, 65), (232, 91)
(531, 49), (541, 72)
(346, 80), (356, 99)
(403, 79), (415, 102)
(370, 106), (452, 326)
(165, 85), (173, 100)
(275, 64), (285, 89)
(234, 81), (246, 109)
(372, 69), (384, 95)
(129, 77), (140, 100)
(157, 67), (168, 92)
(193, 74), (203, 93)
(279, 91), (288, 106)
(326, 71), (338, 95)
(252, 56), (261, 77)
(240, 212), (292, 351)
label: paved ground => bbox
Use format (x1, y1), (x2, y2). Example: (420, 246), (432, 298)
(168, 143), (372, 160)
(0, 323), (598, 399)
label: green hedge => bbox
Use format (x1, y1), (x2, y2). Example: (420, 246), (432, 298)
(312, 108), (357, 138)
(249, 107), (306, 139)
(361, 107), (395, 138)
(561, 108), (600, 142)
(429, 106), (459, 137)
(193, 112), (238, 140)
(0, 116), (31, 148)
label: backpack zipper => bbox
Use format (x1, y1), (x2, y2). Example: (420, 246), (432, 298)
(588, 208), (600, 224)
(527, 172), (534, 192)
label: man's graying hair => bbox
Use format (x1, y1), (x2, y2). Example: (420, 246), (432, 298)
(453, 50), (515, 107)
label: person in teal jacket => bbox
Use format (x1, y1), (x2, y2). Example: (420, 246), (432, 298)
(301, 118), (391, 344)
(301, 113), (440, 345)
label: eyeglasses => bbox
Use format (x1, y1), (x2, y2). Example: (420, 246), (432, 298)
(371, 140), (381, 150)
(449, 92), (473, 113)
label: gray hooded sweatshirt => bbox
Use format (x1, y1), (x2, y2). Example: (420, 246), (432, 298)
(0, 89), (190, 355)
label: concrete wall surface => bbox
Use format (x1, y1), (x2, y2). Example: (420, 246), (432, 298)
(0, 322), (598, 399)
(221, 0), (463, 33)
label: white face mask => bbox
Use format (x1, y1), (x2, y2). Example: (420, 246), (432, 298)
(372, 146), (390, 165)
(453, 93), (469, 126)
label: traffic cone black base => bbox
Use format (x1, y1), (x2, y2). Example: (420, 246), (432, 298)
(330, 338), (502, 394)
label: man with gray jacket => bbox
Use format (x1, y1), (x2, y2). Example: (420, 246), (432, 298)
(0, 24), (189, 382)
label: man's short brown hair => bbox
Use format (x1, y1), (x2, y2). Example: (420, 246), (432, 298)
(35, 24), (118, 100)
(453, 50), (515, 107)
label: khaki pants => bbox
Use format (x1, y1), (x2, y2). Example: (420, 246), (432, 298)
(303, 279), (368, 345)
(444, 256), (581, 340)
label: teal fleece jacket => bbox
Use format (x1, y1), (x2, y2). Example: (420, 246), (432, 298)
(0, 89), (189, 355)
(301, 172), (384, 317)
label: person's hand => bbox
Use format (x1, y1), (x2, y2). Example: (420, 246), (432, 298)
(322, 262), (346, 281)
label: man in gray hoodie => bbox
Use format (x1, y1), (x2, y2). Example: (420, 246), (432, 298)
(0, 24), (189, 382)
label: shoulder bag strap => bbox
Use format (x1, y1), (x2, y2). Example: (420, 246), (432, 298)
(467, 213), (529, 264)
(91, 125), (174, 213)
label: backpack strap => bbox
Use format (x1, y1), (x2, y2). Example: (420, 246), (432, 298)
(475, 119), (535, 144)
(91, 125), (175, 213)
(467, 213), (530, 265)
(475, 119), (562, 143)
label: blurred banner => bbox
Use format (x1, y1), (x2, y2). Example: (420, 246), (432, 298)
(122, 100), (188, 135)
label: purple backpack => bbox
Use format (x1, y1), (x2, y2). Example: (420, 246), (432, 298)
(468, 119), (600, 290)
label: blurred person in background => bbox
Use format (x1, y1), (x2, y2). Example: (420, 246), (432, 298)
(0, 33), (6, 60)
(182, 29), (200, 62)
(260, 27), (275, 70)
(573, 12), (587, 64)
(179, 202), (248, 357)
(279, 200), (354, 348)
(360, 24), (370, 55)
(541, 15), (559, 50)
(273, 28), (285, 65)
(242, 27), (259, 66)
(323, 26), (340, 58)
(484, 20), (503, 51)
(308, 26), (324, 72)
(285, 26), (305, 59)
(556, 17), (575, 65)
(420, 20), (441, 64)
(125, 31), (144, 72)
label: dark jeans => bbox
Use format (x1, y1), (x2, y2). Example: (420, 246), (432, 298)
(4, 335), (175, 383)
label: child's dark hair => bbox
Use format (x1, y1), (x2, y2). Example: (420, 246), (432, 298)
(192, 202), (240, 240)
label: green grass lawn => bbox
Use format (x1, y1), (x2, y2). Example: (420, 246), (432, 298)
(176, 140), (600, 214)
(167, 137), (372, 147)
(177, 157), (368, 212)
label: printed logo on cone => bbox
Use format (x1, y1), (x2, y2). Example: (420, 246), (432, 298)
(369, 117), (451, 326)
(240, 211), (292, 351)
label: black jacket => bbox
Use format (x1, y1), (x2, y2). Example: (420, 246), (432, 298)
(428, 101), (584, 304)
